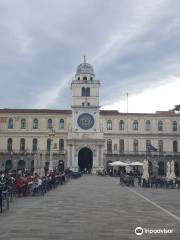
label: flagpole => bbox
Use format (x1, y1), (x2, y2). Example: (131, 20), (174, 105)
(126, 92), (128, 114)
(126, 92), (129, 158)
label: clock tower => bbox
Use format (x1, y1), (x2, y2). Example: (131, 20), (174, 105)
(71, 56), (100, 132)
(67, 58), (104, 172)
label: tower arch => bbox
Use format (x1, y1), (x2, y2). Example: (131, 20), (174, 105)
(78, 147), (93, 173)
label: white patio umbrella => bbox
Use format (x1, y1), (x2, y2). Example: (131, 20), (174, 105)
(108, 161), (128, 167)
(170, 160), (176, 179)
(128, 161), (143, 166)
(166, 161), (171, 180)
(142, 159), (149, 180)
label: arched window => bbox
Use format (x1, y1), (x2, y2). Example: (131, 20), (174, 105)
(83, 76), (87, 81)
(148, 161), (153, 175)
(158, 120), (163, 131)
(82, 87), (86, 96)
(32, 138), (38, 151)
(8, 118), (13, 129)
(7, 138), (12, 151)
(17, 160), (26, 171)
(31, 160), (34, 174)
(158, 140), (163, 153)
(173, 140), (178, 153)
(33, 119), (38, 129)
(133, 139), (138, 152)
(107, 120), (112, 130)
(5, 160), (12, 171)
(21, 118), (26, 129)
(172, 121), (177, 131)
(146, 140), (151, 152)
(107, 139), (112, 153)
(59, 139), (64, 151)
(119, 139), (124, 153)
(90, 77), (93, 81)
(86, 87), (90, 96)
(145, 120), (151, 131)
(47, 138), (51, 152)
(114, 144), (117, 151)
(20, 138), (25, 151)
(119, 120), (124, 130)
(133, 120), (138, 130)
(82, 87), (90, 97)
(78, 77), (80, 80)
(60, 119), (64, 129)
(175, 162), (179, 176)
(58, 160), (64, 171)
(158, 161), (165, 176)
(48, 119), (52, 129)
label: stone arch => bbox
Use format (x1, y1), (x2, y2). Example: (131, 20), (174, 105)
(78, 147), (93, 172)
(175, 161), (179, 176)
(17, 160), (26, 171)
(158, 161), (165, 176)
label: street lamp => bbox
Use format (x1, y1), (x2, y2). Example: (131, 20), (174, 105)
(48, 128), (55, 171)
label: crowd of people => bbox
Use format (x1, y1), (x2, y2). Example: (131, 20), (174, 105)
(0, 168), (73, 213)
(97, 167), (180, 189)
(119, 171), (180, 189)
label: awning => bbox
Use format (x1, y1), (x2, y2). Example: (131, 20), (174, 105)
(128, 161), (143, 166)
(108, 161), (128, 167)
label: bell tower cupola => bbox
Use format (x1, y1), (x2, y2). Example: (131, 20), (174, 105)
(75, 56), (95, 81)
(71, 57), (100, 109)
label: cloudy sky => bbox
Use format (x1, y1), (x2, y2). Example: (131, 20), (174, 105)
(0, 0), (180, 113)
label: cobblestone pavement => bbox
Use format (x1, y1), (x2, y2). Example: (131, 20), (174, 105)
(0, 175), (180, 240)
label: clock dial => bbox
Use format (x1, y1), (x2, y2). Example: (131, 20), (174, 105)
(77, 113), (94, 130)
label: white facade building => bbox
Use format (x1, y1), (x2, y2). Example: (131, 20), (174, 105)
(0, 60), (180, 176)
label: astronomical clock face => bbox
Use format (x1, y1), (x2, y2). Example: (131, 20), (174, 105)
(77, 113), (95, 130)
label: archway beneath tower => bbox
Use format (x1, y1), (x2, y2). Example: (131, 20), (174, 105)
(78, 147), (93, 173)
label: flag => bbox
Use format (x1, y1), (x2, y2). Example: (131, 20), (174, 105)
(148, 144), (158, 152)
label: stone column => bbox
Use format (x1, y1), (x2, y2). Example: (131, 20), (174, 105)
(72, 145), (75, 170)
(67, 145), (70, 167)
(101, 145), (104, 168)
(99, 145), (101, 167)
(95, 145), (98, 167)
(34, 153), (38, 174)
(70, 145), (72, 168)
(49, 141), (53, 171)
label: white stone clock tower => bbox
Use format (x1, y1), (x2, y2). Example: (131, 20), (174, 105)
(71, 57), (100, 132)
(67, 57), (104, 172)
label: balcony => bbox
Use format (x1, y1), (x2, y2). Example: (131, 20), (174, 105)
(104, 150), (180, 157)
(0, 149), (67, 155)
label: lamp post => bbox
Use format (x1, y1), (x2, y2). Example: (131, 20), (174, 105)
(49, 128), (55, 171)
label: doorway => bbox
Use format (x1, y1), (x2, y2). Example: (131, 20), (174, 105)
(78, 147), (93, 172)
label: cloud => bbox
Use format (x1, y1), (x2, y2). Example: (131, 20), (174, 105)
(102, 76), (180, 113)
(0, 0), (180, 112)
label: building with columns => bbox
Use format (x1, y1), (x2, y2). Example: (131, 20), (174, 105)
(0, 60), (180, 176)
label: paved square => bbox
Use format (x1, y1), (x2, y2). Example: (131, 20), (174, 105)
(0, 175), (180, 240)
